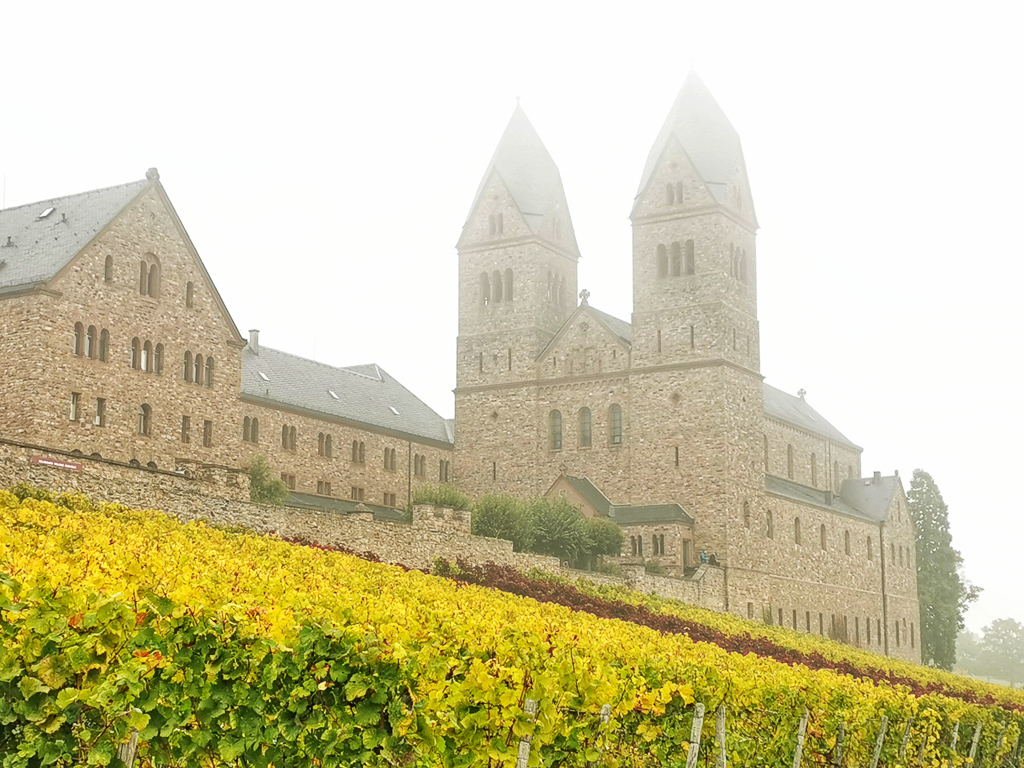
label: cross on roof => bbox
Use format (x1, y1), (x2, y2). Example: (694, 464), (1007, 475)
(579, 288), (590, 305)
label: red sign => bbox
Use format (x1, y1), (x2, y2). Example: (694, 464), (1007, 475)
(31, 456), (83, 472)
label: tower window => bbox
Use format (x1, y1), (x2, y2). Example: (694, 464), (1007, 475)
(203, 420), (213, 448)
(72, 323), (84, 355)
(504, 268), (513, 301)
(820, 523), (827, 550)
(104, 255), (113, 282)
(492, 270), (503, 302)
(181, 415), (190, 443)
(140, 254), (161, 298)
(794, 516), (802, 545)
(85, 326), (96, 358)
(94, 398), (105, 427)
(99, 329), (109, 362)
(69, 392), (81, 421)
(137, 403), (152, 436)
(675, 446), (681, 468)
(186, 281), (194, 308)
(656, 244), (668, 279)
(579, 407), (592, 447)
(665, 183), (675, 204)
(670, 242), (682, 276)
(204, 357), (215, 387)
(766, 510), (774, 539)
(153, 343), (163, 375)
(142, 341), (152, 372)
(685, 240), (695, 274)
(844, 530), (851, 555)
(810, 452), (817, 486)
(479, 273), (490, 306)
(194, 354), (203, 385)
(657, 329), (662, 353)
(609, 404), (623, 445)
(183, 352), (192, 382)
(130, 338), (141, 370)
(549, 410), (562, 450)
(787, 444), (794, 479)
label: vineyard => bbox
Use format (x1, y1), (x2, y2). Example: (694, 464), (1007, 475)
(1, 488), (1023, 767)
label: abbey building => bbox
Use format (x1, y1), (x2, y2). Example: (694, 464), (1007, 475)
(0, 73), (920, 661)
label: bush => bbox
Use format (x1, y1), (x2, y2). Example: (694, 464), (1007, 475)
(248, 455), (288, 505)
(587, 517), (624, 557)
(412, 483), (472, 510)
(472, 494), (534, 551)
(530, 498), (593, 565)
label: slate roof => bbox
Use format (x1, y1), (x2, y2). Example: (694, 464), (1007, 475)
(285, 491), (407, 522)
(763, 384), (858, 448)
(463, 105), (580, 254)
(611, 503), (694, 526)
(242, 346), (452, 446)
(839, 475), (900, 523)
(589, 306), (633, 344)
(633, 71), (755, 223)
(562, 476), (613, 515)
(0, 179), (149, 293)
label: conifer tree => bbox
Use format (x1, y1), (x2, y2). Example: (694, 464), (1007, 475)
(908, 469), (980, 669)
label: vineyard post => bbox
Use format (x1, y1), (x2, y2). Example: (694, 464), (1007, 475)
(947, 722), (960, 768)
(792, 709), (810, 768)
(515, 699), (538, 768)
(917, 720), (931, 766)
(1010, 732), (1021, 767)
(831, 722), (845, 768)
(715, 704), (727, 768)
(969, 722), (982, 763)
(586, 704), (611, 768)
(993, 722), (1006, 763)
(899, 718), (914, 761)
(685, 702), (706, 768)
(116, 729), (139, 768)
(868, 715), (888, 768)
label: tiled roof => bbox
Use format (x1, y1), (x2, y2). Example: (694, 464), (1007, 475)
(463, 105), (580, 254)
(840, 475), (900, 523)
(611, 503), (694, 525)
(0, 179), (149, 293)
(589, 306), (633, 344)
(242, 346), (452, 446)
(562, 476), (613, 515)
(763, 384), (858, 448)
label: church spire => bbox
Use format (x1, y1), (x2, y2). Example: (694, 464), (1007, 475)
(632, 71), (756, 225)
(458, 105), (580, 256)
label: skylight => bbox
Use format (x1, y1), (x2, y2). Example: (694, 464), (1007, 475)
(329, 390), (339, 399)
(389, 406), (399, 415)
(38, 207), (55, 220)
(258, 372), (270, 382)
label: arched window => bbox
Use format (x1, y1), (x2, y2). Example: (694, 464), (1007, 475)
(820, 523), (827, 550)
(496, 213), (503, 234)
(743, 500), (751, 528)
(630, 536), (637, 556)
(325, 434), (332, 458)
(899, 546), (904, 566)
(671, 242), (682, 277)
(609, 404), (623, 445)
(147, 261), (161, 297)
(186, 281), (194, 308)
(137, 403), (152, 435)
(318, 432), (325, 455)
(142, 341), (152, 372)
(579, 408), (592, 447)
(794, 516), (802, 545)
(685, 240), (695, 274)
(844, 530), (851, 555)
(656, 244), (668, 279)
(85, 326), (96, 358)
(739, 251), (748, 284)
(205, 357), (214, 386)
(479, 273), (490, 306)
(763, 434), (769, 472)
(492, 270), (502, 302)
(104, 255), (113, 282)
(559, 276), (568, 309)
(891, 542), (896, 564)
(243, 416), (252, 442)
(637, 536), (643, 556)
(139, 260), (148, 295)
(787, 444), (794, 479)
(73, 323), (84, 356)
(665, 183), (675, 204)
(183, 352), (192, 382)
(251, 417), (259, 443)
(810, 452), (817, 486)
(354, 440), (361, 462)
(549, 410), (562, 450)
(384, 448), (390, 469)
(99, 329), (109, 362)
(834, 460), (840, 492)
(488, 214), (496, 236)
(766, 510), (774, 539)
(194, 354), (203, 385)
(389, 447), (396, 470)
(288, 426), (297, 451)
(153, 343), (163, 375)
(130, 338), (140, 370)
(504, 268), (513, 301)
(867, 536), (873, 560)
(676, 182), (683, 203)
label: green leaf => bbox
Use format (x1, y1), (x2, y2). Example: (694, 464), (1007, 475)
(19, 675), (50, 699)
(55, 688), (79, 709)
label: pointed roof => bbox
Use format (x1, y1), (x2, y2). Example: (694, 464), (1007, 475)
(463, 105), (580, 254)
(536, 302), (631, 362)
(0, 179), (150, 293)
(763, 384), (859, 449)
(634, 71), (754, 220)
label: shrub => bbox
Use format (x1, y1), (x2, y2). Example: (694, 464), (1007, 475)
(472, 494), (534, 551)
(412, 483), (472, 510)
(248, 455), (288, 505)
(588, 516), (625, 557)
(530, 498), (593, 565)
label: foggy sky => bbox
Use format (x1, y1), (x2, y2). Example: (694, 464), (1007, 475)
(1, 1), (1021, 632)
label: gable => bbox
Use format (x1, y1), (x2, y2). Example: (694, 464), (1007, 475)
(537, 304), (631, 375)
(457, 170), (538, 250)
(631, 136), (718, 219)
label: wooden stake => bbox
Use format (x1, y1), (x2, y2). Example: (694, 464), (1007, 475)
(685, 703), (706, 768)
(994, 721), (1006, 759)
(869, 715), (888, 768)
(969, 722), (982, 762)
(793, 709), (810, 768)
(832, 722), (845, 768)
(945, 721), (960, 768)
(898, 718), (914, 761)
(116, 729), (139, 768)
(716, 704), (727, 768)
(587, 704), (612, 768)
(917, 721), (930, 766)
(516, 699), (538, 768)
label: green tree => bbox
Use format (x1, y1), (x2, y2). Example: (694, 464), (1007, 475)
(908, 469), (980, 669)
(248, 454), (288, 505)
(413, 483), (472, 511)
(472, 494), (534, 551)
(978, 618), (1024, 687)
(529, 497), (593, 566)
(587, 517), (625, 558)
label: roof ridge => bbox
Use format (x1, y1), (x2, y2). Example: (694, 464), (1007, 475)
(0, 178), (149, 215)
(252, 345), (386, 381)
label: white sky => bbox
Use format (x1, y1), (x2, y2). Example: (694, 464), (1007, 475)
(2, 1), (1021, 632)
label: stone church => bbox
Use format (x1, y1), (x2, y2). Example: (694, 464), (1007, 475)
(453, 72), (920, 661)
(0, 72), (920, 661)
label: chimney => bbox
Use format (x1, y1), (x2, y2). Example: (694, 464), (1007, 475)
(249, 329), (260, 356)
(872, 471), (881, 483)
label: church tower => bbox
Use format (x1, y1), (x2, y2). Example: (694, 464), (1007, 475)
(454, 106), (581, 492)
(627, 72), (766, 594)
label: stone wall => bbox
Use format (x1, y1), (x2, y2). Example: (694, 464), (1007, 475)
(0, 437), (725, 611)
(764, 416), (862, 493)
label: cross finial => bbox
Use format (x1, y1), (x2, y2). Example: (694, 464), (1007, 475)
(515, 95), (521, 106)
(579, 288), (590, 305)
(797, 388), (807, 399)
